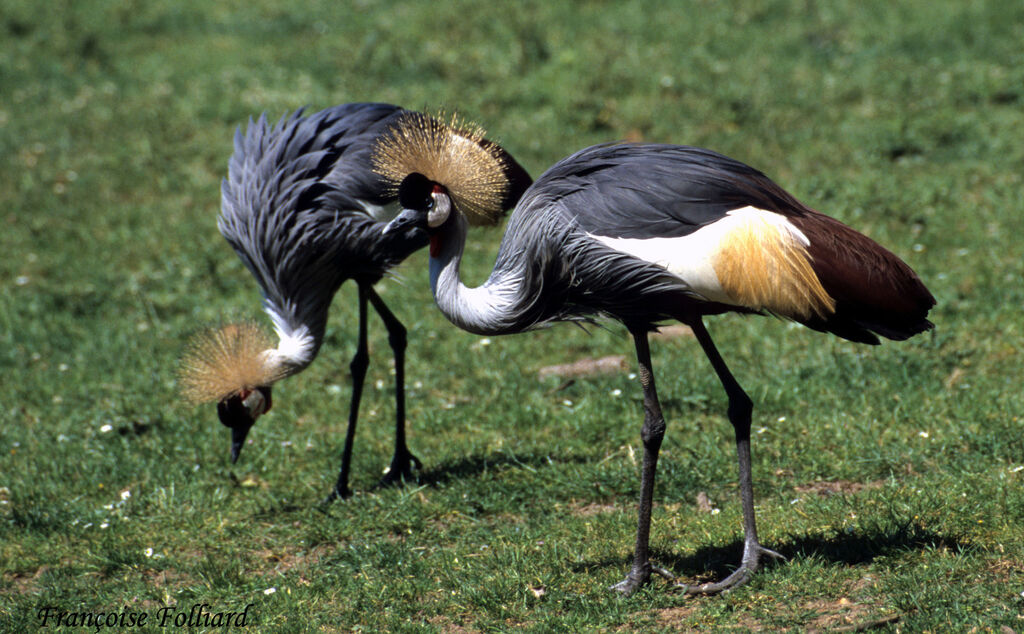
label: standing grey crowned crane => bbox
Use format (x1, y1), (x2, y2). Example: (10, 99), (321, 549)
(178, 103), (531, 501)
(376, 114), (935, 594)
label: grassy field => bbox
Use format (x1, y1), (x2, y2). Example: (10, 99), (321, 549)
(2, 0), (1023, 630)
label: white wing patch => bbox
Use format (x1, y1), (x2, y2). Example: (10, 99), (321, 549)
(587, 207), (796, 302)
(723, 206), (811, 246)
(588, 228), (729, 302)
(587, 206), (827, 316)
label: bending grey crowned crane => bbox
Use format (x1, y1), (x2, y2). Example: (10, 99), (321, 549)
(376, 114), (935, 595)
(178, 103), (531, 501)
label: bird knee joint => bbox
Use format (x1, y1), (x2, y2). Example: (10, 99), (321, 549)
(641, 418), (666, 444)
(727, 397), (753, 431)
(388, 331), (407, 352)
(350, 351), (369, 375)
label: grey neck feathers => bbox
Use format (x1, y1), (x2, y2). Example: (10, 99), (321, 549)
(429, 214), (531, 336)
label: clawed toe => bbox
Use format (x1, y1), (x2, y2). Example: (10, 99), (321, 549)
(679, 567), (753, 595)
(611, 573), (648, 596)
(610, 564), (678, 596)
(321, 485), (352, 505)
(376, 451), (422, 488)
(677, 541), (783, 595)
(610, 537), (784, 597)
(761, 545), (786, 561)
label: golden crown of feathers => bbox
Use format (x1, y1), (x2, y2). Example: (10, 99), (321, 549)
(178, 322), (285, 404)
(372, 111), (513, 226)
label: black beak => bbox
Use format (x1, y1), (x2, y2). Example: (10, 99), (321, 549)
(230, 423), (252, 464)
(217, 395), (259, 464)
(382, 208), (423, 236)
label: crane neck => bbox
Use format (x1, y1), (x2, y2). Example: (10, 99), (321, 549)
(261, 307), (321, 379)
(428, 213), (525, 336)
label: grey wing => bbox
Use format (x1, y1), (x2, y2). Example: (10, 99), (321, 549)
(217, 103), (414, 344)
(485, 143), (804, 329)
(518, 143), (811, 240)
(314, 103), (409, 212)
(221, 102), (405, 225)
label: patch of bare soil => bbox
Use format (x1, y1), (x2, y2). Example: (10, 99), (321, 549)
(650, 576), (897, 632)
(3, 565), (50, 595)
(803, 596), (898, 633)
(570, 502), (619, 517)
(795, 480), (885, 497)
(651, 324), (694, 340)
(426, 614), (481, 633)
(537, 355), (627, 380)
(253, 543), (336, 578)
(140, 567), (192, 591)
(695, 491), (717, 513)
(985, 558), (1023, 582)
(652, 605), (699, 630)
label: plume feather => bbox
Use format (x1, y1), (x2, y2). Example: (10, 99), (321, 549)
(372, 111), (511, 225)
(178, 322), (285, 404)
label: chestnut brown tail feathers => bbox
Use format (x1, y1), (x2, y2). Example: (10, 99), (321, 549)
(791, 211), (935, 345)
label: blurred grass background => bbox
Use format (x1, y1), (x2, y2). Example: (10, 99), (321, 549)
(2, 0), (1023, 630)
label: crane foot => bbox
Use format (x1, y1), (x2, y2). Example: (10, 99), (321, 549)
(376, 449), (422, 489)
(676, 542), (784, 595)
(610, 563), (675, 596)
(321, 485), (353, 505)
(612, 541), (784, 597)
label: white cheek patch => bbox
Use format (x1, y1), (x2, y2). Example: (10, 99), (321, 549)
(428, 193), (451, 228)
(242, 389), (268, 417)
(586, 206), (811, 307)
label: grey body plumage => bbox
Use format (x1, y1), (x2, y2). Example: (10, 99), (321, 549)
(427, 143), (932, 338)
(382, 135), (934, 595)
(220, 103), (427, 372)
(214, 103), (530, 501)
(219, 103), (426, 498)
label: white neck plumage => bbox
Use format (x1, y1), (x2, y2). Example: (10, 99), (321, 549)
(261, 309), (319, 378)
(428, 213), (525, 336)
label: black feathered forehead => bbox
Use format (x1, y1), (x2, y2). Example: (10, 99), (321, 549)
(396, 172), (436, 210)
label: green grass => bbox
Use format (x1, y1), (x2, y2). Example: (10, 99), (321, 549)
(2, 0), (1023, 630)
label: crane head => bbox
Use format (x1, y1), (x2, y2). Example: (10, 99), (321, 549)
(179, 322), (287, 463)
(381, 173), (454, 255)
(372, 111), (531, 227)
(217, 385), (272, 463)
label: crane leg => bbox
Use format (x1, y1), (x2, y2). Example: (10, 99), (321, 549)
(366, 287), (422, 488)
(612, 329), (676, 596)
(677, 320), (784, 594)
(324, 285), (372, 503)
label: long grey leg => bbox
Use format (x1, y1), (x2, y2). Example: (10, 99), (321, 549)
(324, 284), (371, 503)
(365, 286), (421, 487)
(612, 329), (676, 595)
(680, 319), (784, 594)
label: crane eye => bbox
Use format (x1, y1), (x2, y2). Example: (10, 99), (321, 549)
(427, 191), (451, 228)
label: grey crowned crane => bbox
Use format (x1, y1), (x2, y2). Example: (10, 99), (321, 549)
(178, 103), (531, 501)
(376, 113), (935, 594)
